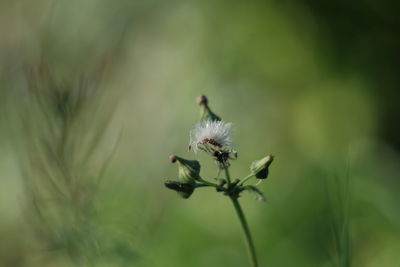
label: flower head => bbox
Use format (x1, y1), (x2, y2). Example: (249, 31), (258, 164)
(189, 120), (232, 153)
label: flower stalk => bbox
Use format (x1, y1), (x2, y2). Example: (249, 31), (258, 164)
(230, 196), (259, 267)
(224, 165), (259, 267)
(164, 95), (275, 267)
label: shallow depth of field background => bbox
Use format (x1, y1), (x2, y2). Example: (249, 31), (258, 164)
(1, 1), (400, 267)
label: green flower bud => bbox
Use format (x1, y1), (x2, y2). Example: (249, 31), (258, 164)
(164, 179), (195, 199)
(169, 154), (201, 182)
(165, 155), (200, 199)
(197, 95), (221, 121)
(250, 155), (274, 179)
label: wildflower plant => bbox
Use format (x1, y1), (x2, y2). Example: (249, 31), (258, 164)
(165, 95), (274, 267)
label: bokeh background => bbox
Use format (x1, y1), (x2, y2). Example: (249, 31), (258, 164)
(1, 0), (399, 266)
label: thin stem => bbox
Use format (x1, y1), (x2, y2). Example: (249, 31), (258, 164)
(197, 178), (219, 188)
(230, 196), (258, 267)
(223, 163), (232, 185)
(195, 184), (214, 188)
(239, 173), (254, 186)
(198, 177), (219, 188)
(224, 166), (258, 267)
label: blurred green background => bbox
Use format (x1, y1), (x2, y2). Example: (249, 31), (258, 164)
(1, 0), (399, 266)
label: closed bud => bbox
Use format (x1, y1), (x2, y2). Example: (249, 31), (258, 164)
(196, 95), (208, 105)
(169, 154), (177, 163)
(169, 155), (201, 182)
(250, 155), (274, 179)
(197, 95), (221, 121)
(164, 179), (195, 199)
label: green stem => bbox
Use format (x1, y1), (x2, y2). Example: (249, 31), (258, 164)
(224, 163), (232, 185)
(197, 177), (219, 188)
(230, 197), (258, 267)
(224, 166), (258, 267)
(239, 173), (254, 186)
(195, 184), (213, 188)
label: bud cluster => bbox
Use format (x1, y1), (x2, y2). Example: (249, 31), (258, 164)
(164, 95), (274, 201)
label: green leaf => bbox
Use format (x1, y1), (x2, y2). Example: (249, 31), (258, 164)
(243, 185), (266, 201)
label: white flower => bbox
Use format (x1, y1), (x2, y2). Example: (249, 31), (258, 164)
(189, 120), (232, 152)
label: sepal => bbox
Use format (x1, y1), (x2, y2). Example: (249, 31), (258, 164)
(164, 179), (195, 199)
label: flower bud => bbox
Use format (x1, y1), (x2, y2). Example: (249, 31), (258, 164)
(250, 155), (274, 179)
(169, 155), (201, 182)
(196, 95), (208, 105)
(164, 179), (195, 199)
(169, 154), (177, 163)
(197, 95), (221, 121)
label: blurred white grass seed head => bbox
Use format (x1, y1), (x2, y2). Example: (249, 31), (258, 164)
(189, 120), (232, 152)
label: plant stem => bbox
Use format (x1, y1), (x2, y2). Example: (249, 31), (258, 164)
(239, 173), (254, 186)
(223, 163), (232, 185)
(224, 166), (258, 267)
(230, 197), (258, 267)
(197, 177), (219, 188)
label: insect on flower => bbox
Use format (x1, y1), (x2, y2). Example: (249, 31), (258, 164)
(166, 95), (274, 267)
(189, 120), (232, 153)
